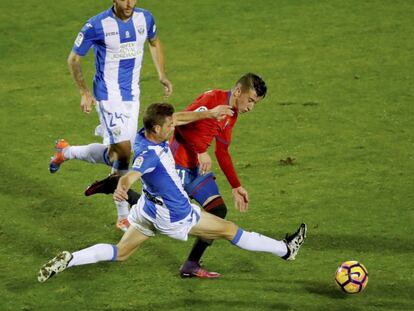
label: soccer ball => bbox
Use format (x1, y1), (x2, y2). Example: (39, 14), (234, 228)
(335, 261), (368, 294)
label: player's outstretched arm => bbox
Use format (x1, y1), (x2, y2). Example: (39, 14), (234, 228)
(148, 37), (173, 98)
(114, 171), (142, 202)
(173, 105), (233, 126)
(67, 51), (96, 113)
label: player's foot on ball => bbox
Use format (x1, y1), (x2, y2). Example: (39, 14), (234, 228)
(179, 261), (221, 279)
(84, 173), (120, 196)
(116, 218), (130, 232)
(49, 139), (70, 173)
(38, 251), (73, 283)
(282, 223), (307, 261)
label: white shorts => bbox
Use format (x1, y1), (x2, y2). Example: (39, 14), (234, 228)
(95, 99), (140, 146)
(128, 196), (201, 241)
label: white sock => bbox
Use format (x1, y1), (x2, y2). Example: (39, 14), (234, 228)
(115, 200), (129, 220)
(67, 244), (117, 267)
(231, 229), (288, 257)
(112, 167), (130, 219)
(63, 143), (111, 166)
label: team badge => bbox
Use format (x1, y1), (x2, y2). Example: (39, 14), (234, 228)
(133, 156), (144, 169)
(137, 26), (145, 35)
(74, 32), (84, 47)
(112, 126), (121, 137)
(195, 106), (208, 112)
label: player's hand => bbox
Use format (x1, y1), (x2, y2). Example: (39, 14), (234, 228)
(198, 152), (212, 175)
(232, 186), (249, 212)
(113, 185), (129, 202)
(210, 105), (234, 121)
(160, 77), (173, 98)
(80, 91), (96, 114)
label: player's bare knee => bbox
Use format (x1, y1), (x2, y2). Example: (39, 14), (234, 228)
(223, 221), (239, 240)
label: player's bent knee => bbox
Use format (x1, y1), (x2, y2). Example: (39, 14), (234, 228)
(205, 198), (227, 219)
(110, 141), (131, 159)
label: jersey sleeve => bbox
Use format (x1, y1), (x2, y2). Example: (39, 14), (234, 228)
(131, 150), (159, 175)
(214, 126), (241, 189)
(174, 91), (219, 154)
(72, 21), (97, 56)
(143, 11), (157, 40)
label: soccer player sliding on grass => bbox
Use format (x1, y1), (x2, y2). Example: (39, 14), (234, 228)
(38, 103), (307, 283)
(86, 73), (271, 278)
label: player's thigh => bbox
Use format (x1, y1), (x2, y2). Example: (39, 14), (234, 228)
(116, 225), (150, 260)
(189, 211), (238, 241)
(108, 140), (131, 160)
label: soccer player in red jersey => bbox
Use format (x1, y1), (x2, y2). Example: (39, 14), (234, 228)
(85, 73), (267, 278)
(170, 73), (267, 278)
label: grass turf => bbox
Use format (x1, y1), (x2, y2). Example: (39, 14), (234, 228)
(0, 0), (413, 310)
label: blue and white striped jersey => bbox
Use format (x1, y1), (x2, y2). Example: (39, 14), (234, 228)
(132, 129), (192, 222)
(72, 7), (157, 101)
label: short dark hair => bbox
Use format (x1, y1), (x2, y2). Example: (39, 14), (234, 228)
(143, 103), (175, 132)
(236, 73), (267, 98)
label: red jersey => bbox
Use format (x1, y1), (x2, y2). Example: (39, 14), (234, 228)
(170, 89), (241, 188)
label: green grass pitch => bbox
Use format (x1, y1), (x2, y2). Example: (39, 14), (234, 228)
(0, 0), (413, 310)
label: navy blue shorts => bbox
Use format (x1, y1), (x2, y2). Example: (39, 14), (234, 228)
(176, 165), (221, 206)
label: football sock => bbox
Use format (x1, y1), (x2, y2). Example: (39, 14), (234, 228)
(67, 244), (117, 267)
(231, 228), (288, 257)
(63, 144), (112, 166)
(112, 163), (130, 219)
(187, 198), (227, 262)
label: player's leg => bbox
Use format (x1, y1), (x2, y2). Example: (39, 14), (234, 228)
(180, 172), (225, 278)
(109, 140), (132, 231)
(190, 211), (307, 260)
(37, 226), (150, 283)
(83, 172), (141, 205)
(97, 100), (139, 232)
(49, 139), (112, 173)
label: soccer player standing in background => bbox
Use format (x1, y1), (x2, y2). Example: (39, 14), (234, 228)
(86, 73), (267, 278)
(48, 0), (172, 232)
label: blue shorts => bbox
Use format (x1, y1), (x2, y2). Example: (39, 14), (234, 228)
(176, 165), (221, 206)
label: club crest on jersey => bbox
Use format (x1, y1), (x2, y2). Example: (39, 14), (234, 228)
(74, 32), (84, 47)
(195, 106), (208, 112)
(112, 126), (122, 137)
(137, 26), (145, 35)
(133, 156), (144, 169)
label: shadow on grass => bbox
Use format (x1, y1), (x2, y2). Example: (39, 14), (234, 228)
(101, 298), (292, 311)
(305, 232), (413, 254)
(302, 280), (348, 299)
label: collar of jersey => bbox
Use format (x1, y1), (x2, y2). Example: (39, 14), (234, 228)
(138, 128), (169, 149)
